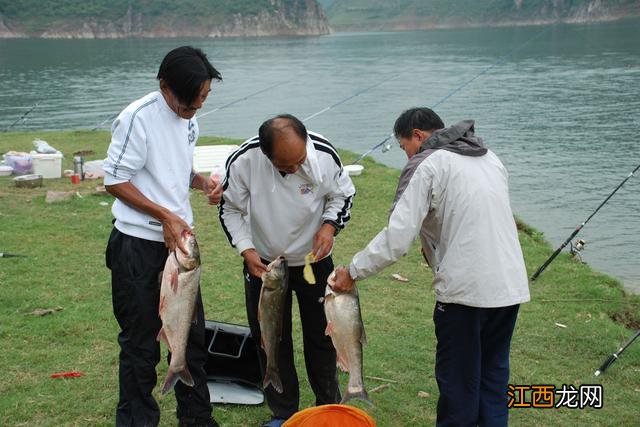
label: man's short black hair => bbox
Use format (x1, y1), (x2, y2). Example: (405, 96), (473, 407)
(393, 107), (445, 139)
(157, 46), (222, 107)
(258, 114), (308, 159)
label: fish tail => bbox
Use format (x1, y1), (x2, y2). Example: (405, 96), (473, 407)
(161, 366), (194, 396)
(340, 388), (373, 406)
(263, 368), (283, 394)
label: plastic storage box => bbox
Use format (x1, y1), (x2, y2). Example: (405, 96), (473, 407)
(30, 151), (63, 179)
(204, 320), (264, 405)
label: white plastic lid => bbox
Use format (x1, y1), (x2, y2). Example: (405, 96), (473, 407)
(29, 151), (63, 158)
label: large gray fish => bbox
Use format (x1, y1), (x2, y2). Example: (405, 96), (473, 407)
(324, 270), (371, 405)
(258, 256), (288, 393)
(157, 230), (201, 395)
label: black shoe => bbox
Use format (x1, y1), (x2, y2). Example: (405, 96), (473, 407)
(178, 418), (219, 427)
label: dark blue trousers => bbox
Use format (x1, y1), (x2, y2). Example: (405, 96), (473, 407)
(433, 302), (520, 427)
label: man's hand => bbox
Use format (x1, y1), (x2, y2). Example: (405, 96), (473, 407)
(205, 176), (223, 205)
(312, 223), (336, 260)
(104, 181), (190, 254)
(328, 265), (355, 293)
(161, 212), (191, 254)
(242, 248), (268, 278)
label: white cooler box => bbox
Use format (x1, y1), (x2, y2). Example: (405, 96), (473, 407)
(30, 151), (63, 179)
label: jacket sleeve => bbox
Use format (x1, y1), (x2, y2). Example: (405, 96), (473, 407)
(218, 157), (254, 255)
(322, 165), (356, 232)
(103, 111), (147, 185)
(349, 161), (432, 280)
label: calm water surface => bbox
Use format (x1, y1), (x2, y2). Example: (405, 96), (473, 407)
(1, 20), (639, 292)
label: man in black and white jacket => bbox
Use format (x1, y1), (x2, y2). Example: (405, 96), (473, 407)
(219, 114), (355, 427)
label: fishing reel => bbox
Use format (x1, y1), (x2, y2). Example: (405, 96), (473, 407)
(381, 141), (392, 153)
(569, 239), (586, 263)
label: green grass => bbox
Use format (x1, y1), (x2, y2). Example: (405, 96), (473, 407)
(0, 130), (639, 426)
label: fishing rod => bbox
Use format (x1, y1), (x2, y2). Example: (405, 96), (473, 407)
(90, 79), (291, 130)
(594, 329), (640, 376)
(530, 161), (640, 281)
(0, 252), (27, 258)
(302, 73), (400, 123)
(91, 113), (118, 131)
(352, 26), (552, 165)
(3, 102), (39, 132)
(198, 78), (292, 120)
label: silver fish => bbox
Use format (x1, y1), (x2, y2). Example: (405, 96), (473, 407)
(258, 256), (288, 393)
(157, 230), (201, 395)
(324, 277), (371, 405)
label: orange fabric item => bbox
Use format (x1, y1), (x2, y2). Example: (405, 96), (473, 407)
(283, 404), (376, 427)
(50, 371), (84, 378)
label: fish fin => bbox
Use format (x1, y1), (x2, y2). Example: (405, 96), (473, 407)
(161, 366), (194, 396)
(340, 388), (373, 407)
(156, 327), (170, 350)
(179, 367), (194, 387)
(263, 368), (283, 394)
(360, 326), (367, 346)
(324, 321), (335, 336)
(160, 370), (179, 396)
(336, 354), (349, 372)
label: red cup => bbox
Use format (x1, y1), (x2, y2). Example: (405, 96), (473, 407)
(70, 174), (80, 184)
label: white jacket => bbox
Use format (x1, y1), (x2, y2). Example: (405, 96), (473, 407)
(349, 148), (530, 308)
(219, 132), (355, 266)
(103, 91), (198, 242)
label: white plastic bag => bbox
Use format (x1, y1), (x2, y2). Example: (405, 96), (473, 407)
(33, 139), (58, 154)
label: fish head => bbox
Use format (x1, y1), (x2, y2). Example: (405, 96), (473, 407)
(175, 230), (201, 271)
(324, 283), (357, 301)
(325, 267), (358, 298)
(262, 256), (287, 289)
(324, 282), (337, 299)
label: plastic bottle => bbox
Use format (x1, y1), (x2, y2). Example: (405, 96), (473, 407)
(73, 156), (84, 180)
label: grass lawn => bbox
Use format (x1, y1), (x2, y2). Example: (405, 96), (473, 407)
(0, 130), (638, 426)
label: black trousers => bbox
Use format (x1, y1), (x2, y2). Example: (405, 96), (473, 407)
(433, 302), (520, 427)
(244, 256), (341, 419)
(106, 228), (213, 427)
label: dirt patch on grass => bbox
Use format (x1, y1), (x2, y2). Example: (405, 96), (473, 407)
(609, 306), (640, 329)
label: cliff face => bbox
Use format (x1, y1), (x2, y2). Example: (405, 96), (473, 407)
(0, 12), (20, 37)
(324, 0), (640, 31)
(0, 0), (330, 39)
(208, 0), (330, 37)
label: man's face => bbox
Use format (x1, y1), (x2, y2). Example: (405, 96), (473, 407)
(162, 79), (212, 120)
(398, 129), (430, 159)
(270, 129), (307, 174)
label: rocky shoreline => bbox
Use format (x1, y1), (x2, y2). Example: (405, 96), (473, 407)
(0, 1), (330, 39)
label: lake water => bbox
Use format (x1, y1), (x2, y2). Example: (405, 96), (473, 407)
(1, 19), (639, 293)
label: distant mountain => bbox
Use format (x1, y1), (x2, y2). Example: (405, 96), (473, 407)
(322, 0), (640, 31)
(0, 0), (329, 38)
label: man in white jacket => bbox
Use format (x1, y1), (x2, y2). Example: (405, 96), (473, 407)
(331, 108), (530, 427)
(219, 114), (355, 427)
(103, 46), (222, 427)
